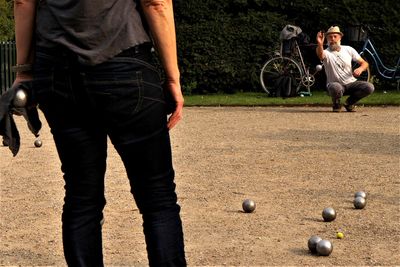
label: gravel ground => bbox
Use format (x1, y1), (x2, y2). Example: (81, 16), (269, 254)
(1, 106), (399, 266)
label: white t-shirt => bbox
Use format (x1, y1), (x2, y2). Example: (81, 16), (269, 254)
(323, 46), (361, 85)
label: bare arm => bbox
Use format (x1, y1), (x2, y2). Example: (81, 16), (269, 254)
(353, 57), (369, 77)
(315, 31), (325, 61)
(13, 0), (37, 83)
(141, 0), (183, 129)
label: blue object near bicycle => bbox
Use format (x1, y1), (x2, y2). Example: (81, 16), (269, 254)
(348, 25), (399, 89)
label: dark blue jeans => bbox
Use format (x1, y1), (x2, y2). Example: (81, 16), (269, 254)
(33, 45), (186, 267)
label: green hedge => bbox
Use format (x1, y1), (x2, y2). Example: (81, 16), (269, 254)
(1, 0), (398, 93)
(174, 0), (400, 94)
(175, 1), (288, 94)
(0, 0), (14, 41)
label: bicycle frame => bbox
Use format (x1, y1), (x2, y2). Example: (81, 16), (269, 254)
(280, 40), (315, 96)
(259, 37), (322, 97)
(281, 40), (306, 76)
(360, 38), (400, 81)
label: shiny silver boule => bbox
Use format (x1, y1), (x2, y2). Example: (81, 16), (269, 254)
(322, 207), (336, 222)
(307, 235), (322, 253)
(354, 191), (367, 199)
(316, 239), (333, 256)
(34, 139), (42, 148)
(354, 196), (366, 209)
(13, 89), (28, 107)
(242, 199), (256, 213)
(316, 64), (323, 72)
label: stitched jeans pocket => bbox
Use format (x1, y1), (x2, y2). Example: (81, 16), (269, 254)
(82, 70), (144, 128)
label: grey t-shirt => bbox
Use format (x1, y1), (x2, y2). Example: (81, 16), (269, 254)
(36, 0), (151, 65)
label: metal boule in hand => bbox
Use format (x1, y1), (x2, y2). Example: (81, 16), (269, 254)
(13, 88), (28, 107)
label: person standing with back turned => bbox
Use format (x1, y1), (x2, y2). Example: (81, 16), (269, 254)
(316, 26), (374, 112)
(13, 0), (186, 266)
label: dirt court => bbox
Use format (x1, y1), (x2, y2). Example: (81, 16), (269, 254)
(1, 106), (399, 266)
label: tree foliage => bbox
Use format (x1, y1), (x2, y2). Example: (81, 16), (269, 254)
(0, 0), (14, 41)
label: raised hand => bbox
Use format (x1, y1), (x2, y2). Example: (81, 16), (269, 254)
(316, 31), (325, 45)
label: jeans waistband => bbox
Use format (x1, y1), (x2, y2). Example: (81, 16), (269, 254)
(35, 42), (153, 63)
(116, 43), (153, 58)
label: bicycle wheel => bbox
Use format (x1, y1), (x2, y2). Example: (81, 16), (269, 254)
(260, 56), (302, 96)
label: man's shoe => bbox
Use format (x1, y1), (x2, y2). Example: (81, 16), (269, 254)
(332, 102), (342, 112)
(344, 103), (356, 112)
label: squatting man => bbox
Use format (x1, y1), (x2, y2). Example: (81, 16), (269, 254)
(316, 26), (374, 112)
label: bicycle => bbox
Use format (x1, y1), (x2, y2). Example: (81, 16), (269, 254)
(260, 25), (322, 97)
(349, 25), (399, 89)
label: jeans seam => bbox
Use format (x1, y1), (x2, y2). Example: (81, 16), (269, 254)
(134, 71), (144, 113)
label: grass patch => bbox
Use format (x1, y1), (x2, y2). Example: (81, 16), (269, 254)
(184, 91), (400, 106)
